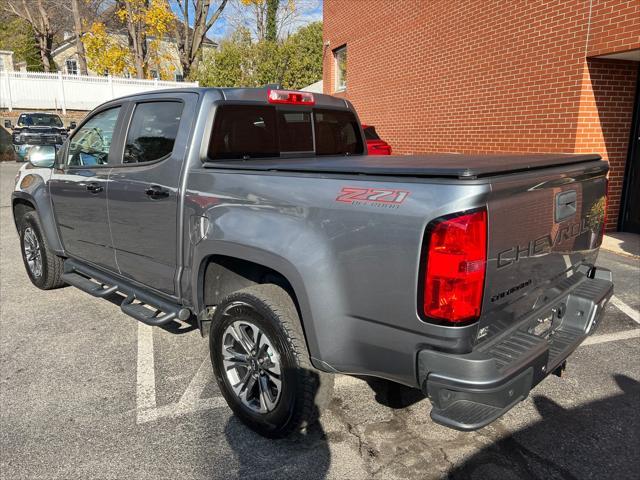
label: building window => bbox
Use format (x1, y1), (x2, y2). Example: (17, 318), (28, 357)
(66, 59), (78, 75)
(334, 46), (347, 91)
(175, 73), (184, 82)
(150, 69), (159, 79)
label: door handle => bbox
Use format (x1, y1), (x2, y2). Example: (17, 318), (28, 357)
(145, 185), (169, 199)
(86, 182), (103, 193)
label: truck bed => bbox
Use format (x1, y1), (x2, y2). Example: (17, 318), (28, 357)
(205, 153), (602, 179)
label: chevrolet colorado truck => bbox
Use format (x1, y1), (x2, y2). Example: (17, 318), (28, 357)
(5, 112), (76, 162)
(12, 88), (613, 437)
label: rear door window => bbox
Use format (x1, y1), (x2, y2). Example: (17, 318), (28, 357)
(209, 106), (278, 160)
(123, 101), (183, 164)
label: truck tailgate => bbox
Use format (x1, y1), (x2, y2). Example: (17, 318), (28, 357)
(480, 158), (608, 342)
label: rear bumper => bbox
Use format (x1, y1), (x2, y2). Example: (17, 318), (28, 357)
(418, 267), (613, 431)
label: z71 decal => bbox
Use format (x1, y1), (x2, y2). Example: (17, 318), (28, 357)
(336, 187), (410, 208)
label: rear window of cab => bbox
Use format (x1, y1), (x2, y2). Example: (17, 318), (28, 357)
(208, 105), (364, 160)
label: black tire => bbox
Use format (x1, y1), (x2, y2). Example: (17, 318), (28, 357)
(19, 211), (65, 290)
(210, 284), (334, 438)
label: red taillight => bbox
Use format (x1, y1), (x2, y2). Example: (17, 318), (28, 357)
(370, 144), (391, 155)
(267, 89), (315, 105)
(422, 210), (487, 324)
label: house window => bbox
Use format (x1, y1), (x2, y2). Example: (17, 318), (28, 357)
(334, 46), (347, 91)
(175, 73), (184, 82)
(66, 59), (78, 75)
(150, 69), (159, 79)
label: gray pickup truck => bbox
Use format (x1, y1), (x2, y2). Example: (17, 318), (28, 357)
(12, 87), (613, 437)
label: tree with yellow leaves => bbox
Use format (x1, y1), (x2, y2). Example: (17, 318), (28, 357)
(115, 0), (175, 79)
(84, 22), (134, 76)
(85, 0), (177, 79)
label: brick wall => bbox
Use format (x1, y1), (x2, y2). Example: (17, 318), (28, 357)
(324, 0), (639, 231)
(587, 0), (640, 57)
(574, 60), (638, 231)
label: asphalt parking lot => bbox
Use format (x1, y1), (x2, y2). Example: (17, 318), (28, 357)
(1, 161), (639, 480)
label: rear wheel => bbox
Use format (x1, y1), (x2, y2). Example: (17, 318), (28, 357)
(19, 211), (65, 290)
(210, 284), (334, 438)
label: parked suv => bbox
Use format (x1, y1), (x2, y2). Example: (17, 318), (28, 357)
(362, 124), (392, 155)
(5, 112), (75, 161)
(12, 88), (613, 437)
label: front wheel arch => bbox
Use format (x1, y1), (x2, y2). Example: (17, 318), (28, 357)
(12, 198), (36, 229)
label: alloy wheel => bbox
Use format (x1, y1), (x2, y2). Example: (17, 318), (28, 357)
(23, 227), (43, 278)
(221, 319), (282, 414)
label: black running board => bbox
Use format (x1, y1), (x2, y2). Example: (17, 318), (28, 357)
(62, 259), (190, 326)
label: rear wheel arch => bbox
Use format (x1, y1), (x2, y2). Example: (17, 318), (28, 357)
(201, 255), (300, 312)
(198, 255), (314, 357)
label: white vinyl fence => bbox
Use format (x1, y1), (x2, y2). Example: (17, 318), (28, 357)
(0, 71), (198, 114)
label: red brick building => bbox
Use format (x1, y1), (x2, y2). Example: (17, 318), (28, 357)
(323, 0), (640, 232)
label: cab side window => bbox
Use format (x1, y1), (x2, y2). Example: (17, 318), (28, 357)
(123, 102), (183, 164)
(67, 107), (121, 167)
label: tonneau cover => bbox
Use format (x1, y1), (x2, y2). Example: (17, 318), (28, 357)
(204, 153), (602, 179)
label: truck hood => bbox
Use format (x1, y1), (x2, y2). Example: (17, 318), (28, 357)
(16, 126), (66, 134)
(206, 153), (602, 179)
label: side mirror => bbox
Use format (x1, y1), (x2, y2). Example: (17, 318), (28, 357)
(68, 121), (77, 130)
(27, 145), (57, 168)
(4, 120), (11, 129)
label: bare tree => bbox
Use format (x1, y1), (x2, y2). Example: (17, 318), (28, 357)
(69, 0), (88, 74)
(1, 0), (64, 72)
(171, 0), (228, 79)
(226, 0), (306, 42)
(265, 0), (277, 41)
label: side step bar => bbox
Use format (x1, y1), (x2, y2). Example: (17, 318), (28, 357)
(62, 259), (190, 327)
(62, 272), (119, 298)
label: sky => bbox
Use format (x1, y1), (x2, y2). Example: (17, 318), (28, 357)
(207, 0), (323, 39)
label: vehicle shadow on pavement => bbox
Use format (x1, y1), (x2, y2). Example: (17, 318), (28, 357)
(447, 374), (640, 479)
(362, 377), (426, 409)
(222, 371), (331, 480)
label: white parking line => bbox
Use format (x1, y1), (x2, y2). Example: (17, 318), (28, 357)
(610, 295), (640, 325)
(136, 323), (227, 424)
(136, 323), (156, 411)
(581, 328), (640, 346)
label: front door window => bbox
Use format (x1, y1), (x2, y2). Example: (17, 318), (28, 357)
(67, 107), (120, 167)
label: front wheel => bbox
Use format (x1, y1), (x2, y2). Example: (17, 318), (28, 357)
(210, 284), (334, 438)
(19, 211), (65, 290)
